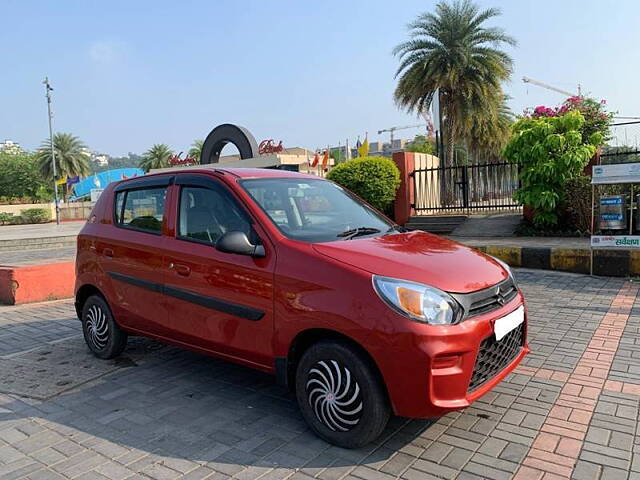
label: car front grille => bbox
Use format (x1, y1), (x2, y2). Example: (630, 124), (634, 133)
(451, 276), (518, 319)
(468, 322), (524, 392)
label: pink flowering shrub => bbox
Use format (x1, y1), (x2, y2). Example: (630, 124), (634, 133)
(524, 96), (613, 145)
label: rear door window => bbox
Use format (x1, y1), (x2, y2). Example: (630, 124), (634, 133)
(114, 187), (167, 234)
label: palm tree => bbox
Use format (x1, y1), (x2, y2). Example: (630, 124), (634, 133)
(36, 133), (91, 179)
(188, 139), (203, 162)
(393, 0), (515, 167)
(458, 91), (514, 160)
(139, 144), (174, 172)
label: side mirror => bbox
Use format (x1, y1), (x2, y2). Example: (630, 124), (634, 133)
(216, 231), (265, 257)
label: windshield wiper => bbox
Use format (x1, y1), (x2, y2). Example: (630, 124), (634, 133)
(385, 224), (408, 234)
(336, 227), (381, 240)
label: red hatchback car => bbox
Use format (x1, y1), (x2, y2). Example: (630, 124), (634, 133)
(75, 167), (528, 448)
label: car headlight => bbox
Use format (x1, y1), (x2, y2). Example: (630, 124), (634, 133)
(372, 275), (461, 325)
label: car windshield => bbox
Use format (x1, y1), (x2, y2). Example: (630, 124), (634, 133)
(240, 177), (394, 243)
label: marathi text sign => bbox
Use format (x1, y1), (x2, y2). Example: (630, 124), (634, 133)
(591, 235), (640, 248)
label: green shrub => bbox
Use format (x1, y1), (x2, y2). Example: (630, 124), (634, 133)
(326, 156), (401, 212)
(20, 208), (51, 224)
(503, 110), (600, 226)
(0, 212), (13, 225)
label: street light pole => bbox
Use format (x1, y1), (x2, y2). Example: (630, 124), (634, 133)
(43, 77), (60, 225)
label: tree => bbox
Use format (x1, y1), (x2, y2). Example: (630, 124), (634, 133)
(0, 152), (51, 202)
(406, 135), (435, 155)
(459, 91), (514, 159)
(139, 144), (174, 172)
(188, 140), (204, 162)
(331, 148), (345, 163)
(36, 133), (91, 179)
(393, 0), (515, 167)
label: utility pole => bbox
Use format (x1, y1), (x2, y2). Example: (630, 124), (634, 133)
(43, 77), (60, 225)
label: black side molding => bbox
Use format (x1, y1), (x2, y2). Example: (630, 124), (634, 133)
(163, 285), (264, 321)
(108, 272), (162, 293)
(107, 272), (264, 321)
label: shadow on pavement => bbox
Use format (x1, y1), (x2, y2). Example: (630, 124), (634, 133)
(0, 329), (436, 470)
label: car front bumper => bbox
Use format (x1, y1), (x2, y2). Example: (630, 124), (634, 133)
(375, 292), (529, 418)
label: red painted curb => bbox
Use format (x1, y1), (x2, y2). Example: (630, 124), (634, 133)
(0, 261), (75, 305)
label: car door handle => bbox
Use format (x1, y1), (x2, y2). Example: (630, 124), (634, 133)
(103, 248), (114, 258)
(169, 262), (191, 276)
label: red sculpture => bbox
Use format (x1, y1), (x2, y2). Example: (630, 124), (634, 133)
(168, 152), (197, 166)
(259, 139), (284, 155)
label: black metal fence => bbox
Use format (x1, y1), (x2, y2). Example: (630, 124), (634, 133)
(412, 161), (520, 215)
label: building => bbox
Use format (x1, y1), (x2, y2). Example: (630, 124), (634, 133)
(0, 140), (24, 154)
(369, 138), (408, 157)
(80, 147), (109, 167)
(219, 147), (334, 176)
(92, 153), (109, 167)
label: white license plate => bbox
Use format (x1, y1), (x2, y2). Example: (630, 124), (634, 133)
(494, 306), (525, 341)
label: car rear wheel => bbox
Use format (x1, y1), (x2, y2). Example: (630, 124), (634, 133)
(81, 295), (127, 359)
(295, 340), (390, 448)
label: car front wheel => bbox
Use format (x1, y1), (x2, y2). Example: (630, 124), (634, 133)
(295, 340), (390, 448)
(81, 295), (127, 359)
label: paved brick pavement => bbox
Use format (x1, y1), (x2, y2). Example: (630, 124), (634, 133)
(0, 270), (639, 479)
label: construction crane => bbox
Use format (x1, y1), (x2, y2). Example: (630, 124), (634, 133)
(377, 123), (424, 144)
(522, 76), (580, 97)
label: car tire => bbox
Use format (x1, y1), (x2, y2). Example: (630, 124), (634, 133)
(81, 295), (128, 359)
(295, 340), (390, 448)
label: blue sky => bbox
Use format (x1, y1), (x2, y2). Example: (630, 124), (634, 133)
(2, 0), (639, 156)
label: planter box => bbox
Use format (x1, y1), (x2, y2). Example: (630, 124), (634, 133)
(0, 262), (75, 305)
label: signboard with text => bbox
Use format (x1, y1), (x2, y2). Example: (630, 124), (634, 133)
(592, 163), (640, 184)
(591, 235), (640, 248)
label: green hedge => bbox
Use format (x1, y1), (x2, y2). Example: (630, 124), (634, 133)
(326, 156), (401, 212)
(20, 208), (51, 224)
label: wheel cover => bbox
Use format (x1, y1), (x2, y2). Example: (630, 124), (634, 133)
(85, 305), (109, 350)
(306, 360), (363, 432)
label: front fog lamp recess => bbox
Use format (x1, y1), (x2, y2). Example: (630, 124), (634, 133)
(373, 275), (459, 325)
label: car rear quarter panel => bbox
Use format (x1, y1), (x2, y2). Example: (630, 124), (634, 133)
(75, 185), (113, 299)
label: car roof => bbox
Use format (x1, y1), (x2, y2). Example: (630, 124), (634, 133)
(213, 167), (321, 180)
(113, 167), (322, 188)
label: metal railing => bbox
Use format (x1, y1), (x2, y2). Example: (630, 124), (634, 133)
(412, 161), (521, 215)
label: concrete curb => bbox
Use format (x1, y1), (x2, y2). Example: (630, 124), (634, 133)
(0, 261), (75, 305)
(0, 235), (77, 252)
(470, 244), (636, 277)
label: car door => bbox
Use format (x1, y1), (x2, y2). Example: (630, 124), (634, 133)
(99, 176), (172, 337)
(162, 174), (275, 370)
